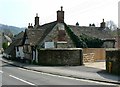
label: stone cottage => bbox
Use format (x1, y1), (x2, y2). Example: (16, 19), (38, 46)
(22, 7), (115, 62)
(4, 7), (116, 63)
(23, 7), (75, 62)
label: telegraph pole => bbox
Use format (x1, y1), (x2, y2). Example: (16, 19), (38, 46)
(117, 28), (120, 49)
(118, 1), (120, 49)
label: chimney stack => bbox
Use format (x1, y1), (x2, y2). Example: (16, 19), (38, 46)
(34, 13), (40, 28)
(100, 19), (106, 28)
(57, 6), (64, 23)
(28, 23), (33, 29)
(76, 22), (79, 26)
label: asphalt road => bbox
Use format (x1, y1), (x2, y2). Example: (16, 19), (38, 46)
(0, 55), (118, 86)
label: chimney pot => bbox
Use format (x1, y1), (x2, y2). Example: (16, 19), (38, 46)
(61, 6), (63, 11)
(29, 23), (30, 26)
(28, 23), (31, 28)
(76, 22), (79, 26)
(36, 13), (38, 17)
(103, 19), (104, 22)
(89, 24), (91, 26)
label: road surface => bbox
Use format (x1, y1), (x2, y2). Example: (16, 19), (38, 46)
(0, 55), (117, 86)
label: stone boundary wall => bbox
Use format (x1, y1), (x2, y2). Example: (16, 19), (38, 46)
(83, 53), (95, 63)
(38, 48), (83, 66)
(83, 48), (105, 63)
(106, 49), (120, 75)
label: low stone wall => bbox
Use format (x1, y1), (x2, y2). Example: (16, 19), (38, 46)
(83, 48), (105, 63)
(38, 48), (83, 66)
(83, 53), (95, 63)
(106, 49), (120, 75)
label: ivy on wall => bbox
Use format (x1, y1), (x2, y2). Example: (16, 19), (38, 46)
(64, 23), (104, 48)
(80, 34), (104, 48)
(64, 23), (87, 48)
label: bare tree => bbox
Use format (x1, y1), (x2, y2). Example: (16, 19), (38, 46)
(106, 20), (117, 31)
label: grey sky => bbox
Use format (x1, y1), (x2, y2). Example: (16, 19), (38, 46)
(0, 0), (119, 27)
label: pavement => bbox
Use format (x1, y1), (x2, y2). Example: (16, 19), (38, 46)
(1, 57), (120, 85)
(84, 61), (106, 69)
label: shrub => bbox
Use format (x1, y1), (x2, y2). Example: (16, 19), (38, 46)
(2, 42), (9, 50)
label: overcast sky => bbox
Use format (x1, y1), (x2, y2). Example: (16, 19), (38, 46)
(0, 0), (119, 27)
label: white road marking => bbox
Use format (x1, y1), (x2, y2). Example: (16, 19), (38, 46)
(18, 68), (31, 71)
(9, 75), (35, 86)
(18, 68), (116, 85)
(0, 71), (3, 73)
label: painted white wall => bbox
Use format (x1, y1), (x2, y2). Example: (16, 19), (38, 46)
(32, 50), (35, 61)
(35, 49), (38, 63)
(16, 46), (24, 59)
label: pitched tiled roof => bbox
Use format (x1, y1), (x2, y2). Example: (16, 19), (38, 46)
(24, 21), (57, 46)
(25, 20), (114, 48)
(25, 29), (45, 46)
(13, 31), (24, 46)
(37, 21), (57, 45)
(68, 25), (113, 39)
(40, 21), (57, 30)
(13, 31), (24, 40)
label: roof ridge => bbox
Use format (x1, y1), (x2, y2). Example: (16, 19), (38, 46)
(68, 25), (100, 28)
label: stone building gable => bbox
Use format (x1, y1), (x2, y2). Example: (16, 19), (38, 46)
(41, 23), (75, 48)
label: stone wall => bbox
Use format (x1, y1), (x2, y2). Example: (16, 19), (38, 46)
(38, 48), (83, 66)
(83, 53), (95, 63)
(115, 36), (120, 48)
(106, 49), (120, 75)
(83, 48), (105, 63)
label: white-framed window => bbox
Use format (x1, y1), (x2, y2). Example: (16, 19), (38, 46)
(45, 42), (55, 48)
